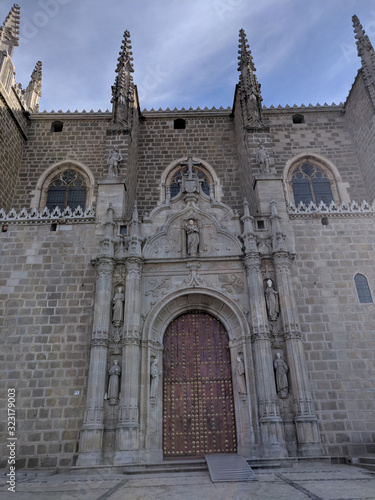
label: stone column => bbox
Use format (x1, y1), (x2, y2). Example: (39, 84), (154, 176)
(77, 206), (116, 466)
(114, 203), (143, 464)
(270, 201), (323, 457)
(242, 200), (287, 458)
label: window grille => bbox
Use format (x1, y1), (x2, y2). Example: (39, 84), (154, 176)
(354, 274), (373, 304)
(291, 163), (333, 206)
(46, 169), (87, 211)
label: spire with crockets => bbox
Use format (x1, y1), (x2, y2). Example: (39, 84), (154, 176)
(26, 61), (42, 112)
(111, 30), (135, 128)
(352, 14), (375, 108)
(0, 3), (20, 57)
(237, 28), (264, 130)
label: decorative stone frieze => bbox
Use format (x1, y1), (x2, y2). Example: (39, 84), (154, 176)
(288, 199), (375, 217)
(0, 205), (95, 223)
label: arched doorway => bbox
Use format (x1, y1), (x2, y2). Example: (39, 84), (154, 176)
(163, 311), (237, 458)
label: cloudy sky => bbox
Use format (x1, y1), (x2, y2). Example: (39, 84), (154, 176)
(5, 0), (375, 112)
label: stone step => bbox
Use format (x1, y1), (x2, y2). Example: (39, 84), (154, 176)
(72, 459), (208, 476)
(358, 456), (375, 465)
(205, 453), (257, 482)
(346, 456), (375, 473)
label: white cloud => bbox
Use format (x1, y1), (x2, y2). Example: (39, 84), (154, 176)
(6, 0), (375, 111)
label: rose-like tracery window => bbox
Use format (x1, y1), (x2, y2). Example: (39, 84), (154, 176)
(46, 169), (87, 211)
(291, 163), (334, 206)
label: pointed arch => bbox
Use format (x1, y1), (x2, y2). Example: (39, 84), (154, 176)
(284, 153), (350, 206)
(159, 157), (223, 203)
(30, 160), (95, 211)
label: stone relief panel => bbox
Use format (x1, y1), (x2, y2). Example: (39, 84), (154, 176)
(142, 261), (248, 320)
(142, 208), (242, 259)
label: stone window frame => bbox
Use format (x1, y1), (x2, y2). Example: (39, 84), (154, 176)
(160, 157), (222, 204)
(284, 153), (350, 207)
(31, 160), (95, 211)
(51, 121), (63, 133)
(354, 273), (373, 304)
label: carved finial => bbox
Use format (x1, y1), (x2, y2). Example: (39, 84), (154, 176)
(0, 4), (20, 56)
(129, 200), (143, 256)
(243, 197), (251, 217)
(237, 28), (264, 129)
(131, 200), (139, 224)
(111, 30), (135, 127)
(352, 15), (375, 107)
(25, 61), (42, 112)
(99, 204), (116, 258)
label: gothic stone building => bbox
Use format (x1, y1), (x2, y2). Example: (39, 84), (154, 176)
(1, 4), (375, 470)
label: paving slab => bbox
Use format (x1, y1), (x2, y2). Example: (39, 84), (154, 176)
(0, 464), (374, 500)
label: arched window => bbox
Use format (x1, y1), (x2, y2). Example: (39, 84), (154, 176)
(160, 157), (222, 204)
(45, 169), (87, 211)
(292, 114), (305, 124)
(285, 154), (347, 208)
(291, 163), (333, 206)
(51, 121), (63, 133)
(169, 165), (210, 198)
(354, 273), (373, 304)
(174, 118), (186, 130)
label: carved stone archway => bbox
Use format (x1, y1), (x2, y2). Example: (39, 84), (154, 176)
(139, 288), (259, 462)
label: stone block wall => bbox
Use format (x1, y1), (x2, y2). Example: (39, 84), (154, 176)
(264, 107), (368, 203)
(0, 222), (98, 469)
(344, 72), (375, 202)
(291, 214), (375, 457)
(10, 114), (111, 212)
(137, 111), (242, 213)
(231, 99), (368, 217)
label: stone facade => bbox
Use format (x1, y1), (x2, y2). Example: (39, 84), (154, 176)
(0, 6), (375, 469)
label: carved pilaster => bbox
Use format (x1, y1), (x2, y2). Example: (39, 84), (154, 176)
(114, 252), (144, 464)
(272, 246), (323, 456)
(243, 250), (287, 457)
(243, 253), (269, 336)
(77, 255), (115, 466)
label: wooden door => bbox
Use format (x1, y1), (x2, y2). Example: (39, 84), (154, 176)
(163, 311), (236, 458)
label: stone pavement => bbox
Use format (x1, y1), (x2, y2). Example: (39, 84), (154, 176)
(1, 463), (375, 500)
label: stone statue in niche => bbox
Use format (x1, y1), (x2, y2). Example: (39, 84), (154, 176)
(107, 360), (121, 401)
(107, 146), (123, 178)
(185, 219), (200, 256)
(274, 352), (289, 398)
(265, 279), (279, 321)
(236, 354), (247, 395)
(112, 286), (125, 325)
(256, 141), (272, 174)
(150, 357), (159, 398)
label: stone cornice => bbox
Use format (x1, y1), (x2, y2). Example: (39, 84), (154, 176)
(29, 111), (112, 121)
